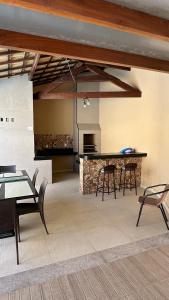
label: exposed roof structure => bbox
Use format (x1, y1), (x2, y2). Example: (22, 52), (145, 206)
(0, 0), (168, 91)
(0, 47), (78, 86)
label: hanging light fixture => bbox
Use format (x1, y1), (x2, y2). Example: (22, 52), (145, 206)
(83, 96), (90, 108)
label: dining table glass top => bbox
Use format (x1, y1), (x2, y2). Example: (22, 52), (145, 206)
(0, 170), (37, 201)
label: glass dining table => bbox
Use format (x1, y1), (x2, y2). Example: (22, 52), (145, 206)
(0, 170), (38, 238)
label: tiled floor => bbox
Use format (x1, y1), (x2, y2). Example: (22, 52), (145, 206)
(0, 172), (168, 277)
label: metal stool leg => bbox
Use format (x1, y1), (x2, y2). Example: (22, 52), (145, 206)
(123, 170), (126, 196)
(96, 172), (100, 197)
(108, 173), (110, 195)
(113, 172), (116, 199)
(130, 170), (132, 191)
(119, 169), (122, 192)
(134, 169), (137, 195)
(102, 173), (105, 201)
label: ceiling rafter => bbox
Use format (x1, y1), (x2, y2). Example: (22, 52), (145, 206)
(37, 63), (141, 100)
(1, 0), (169, 42)
(86, 64), (135, 91)
(29, 53), (40, 80)
(36, 90), (141, 100)
(39, 62), (85, 96)
(0, 29), (168, 73)
(33, 75), (110, 86)
(0, 71), (29, 79)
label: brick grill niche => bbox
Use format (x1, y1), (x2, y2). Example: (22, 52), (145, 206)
(83, 134), (96, 153)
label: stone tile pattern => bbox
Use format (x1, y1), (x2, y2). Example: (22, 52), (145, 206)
(80, 157), (142, 194)
(35, 134), (73, 150)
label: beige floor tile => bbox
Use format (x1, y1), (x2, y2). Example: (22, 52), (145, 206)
(0, 172), (167, 277)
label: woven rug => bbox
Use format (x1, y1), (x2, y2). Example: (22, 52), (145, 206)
(0, 233), (169, 299)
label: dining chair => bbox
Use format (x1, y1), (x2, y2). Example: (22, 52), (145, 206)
(136, 184), (169, 230)
(32, 168), (39, 187)
(0, 165), (16, 173)
(32, 168), (39, 203)
(16, 178), (49, 246)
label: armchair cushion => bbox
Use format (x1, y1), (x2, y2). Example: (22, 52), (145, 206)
(138, 196), (160, 206)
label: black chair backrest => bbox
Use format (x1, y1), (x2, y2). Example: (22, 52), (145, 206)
(124, 163), (137, 171)
(38, 178), (48, 209)
(32, 168), (39, 187)
(0, 165), (16, 174)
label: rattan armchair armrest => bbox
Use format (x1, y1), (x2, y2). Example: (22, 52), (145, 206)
(143, 184), (167, 196)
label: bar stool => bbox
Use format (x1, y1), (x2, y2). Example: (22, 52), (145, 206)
(119, 163), (137, 196)
(96, 165), (117, 201)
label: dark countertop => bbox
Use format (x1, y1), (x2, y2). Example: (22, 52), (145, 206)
(79, 152), (147, 160)
(34, 148), (78, 160)
(34, 156), (52, 161)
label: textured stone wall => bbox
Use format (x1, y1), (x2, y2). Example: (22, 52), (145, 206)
(80, 157), (142, 194)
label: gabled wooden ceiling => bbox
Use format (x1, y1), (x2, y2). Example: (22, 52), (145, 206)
(0, 47), (132, 87)
(0, 47), (78, 86)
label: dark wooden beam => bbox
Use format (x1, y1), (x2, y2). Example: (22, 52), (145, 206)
(87, 64), (135, 91)
(34, 68), (73, 79)
(35, 62), (75, 74)
(85, 62), (131, 71)
(0, 64), (32, 73)
(40, 62), (85, 95)
(37, 90), (141, 100)
(0, 55), (35, 66)
(29, 53), (40, 80)
(34, 75), (109, 85)
(0, 29), (168, 73)
(0, 71), (29, 79)
(1, 0), (169, 42)
(0, 49), (21, 56)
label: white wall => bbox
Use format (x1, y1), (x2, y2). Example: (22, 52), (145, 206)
(100, 68), (169, 188)
(0, 75), (52, 183)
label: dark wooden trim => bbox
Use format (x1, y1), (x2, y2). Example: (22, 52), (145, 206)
(85, 62), (131, 71)
(0, 55), (35, 66)
(1, 0), (169, 41)
(34, 75), (109, 85)
(0, 49), (21, 56)
(0, 29), (168, 73)
(40, 62), (84, 95)
(37, 90), (141, 100)
(87, 64), (135, 91)
(29, 53), (40, 80)
(0, 71), (29, 79)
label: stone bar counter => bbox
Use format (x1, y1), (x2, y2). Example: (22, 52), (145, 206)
(79, 152), (147, 194)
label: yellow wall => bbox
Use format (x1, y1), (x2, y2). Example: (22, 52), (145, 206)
(33, 98), (73, 135)
(100, 68), (169, 187)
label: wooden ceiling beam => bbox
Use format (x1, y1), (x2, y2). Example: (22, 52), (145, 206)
(35, 62), (75, 74)
(0, 49), (21, 56)
(29, 53), (40, 80)
(37, 90), (141, 100)
(85, 62), (131, 71)
(33, 74), (109, 87)
(87, 64), (135, 91)
(1, 0), (169, 42)
(34, 75), (109, 85)
(0, 55), (35, 66)
(0, 29), (168, 73)
(40, 62), (85, 95)
(0, 71), (29, 79)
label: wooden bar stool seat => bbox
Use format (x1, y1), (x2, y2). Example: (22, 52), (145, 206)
(119, 162), (137, 195)
(96, 164), (117, 201)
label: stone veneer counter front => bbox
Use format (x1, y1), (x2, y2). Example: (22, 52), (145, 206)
(79, 152), (147, 194)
